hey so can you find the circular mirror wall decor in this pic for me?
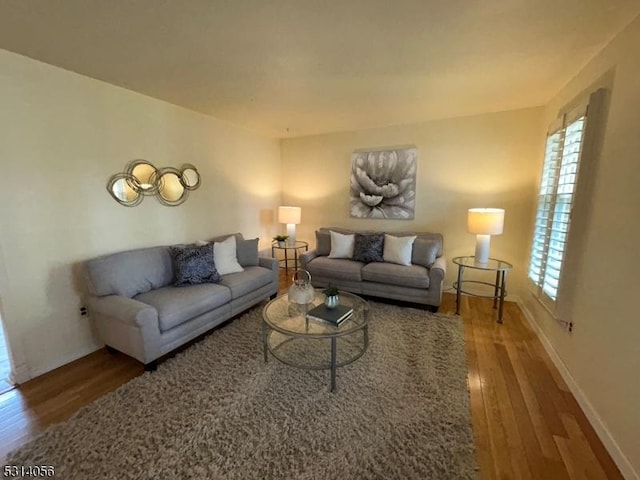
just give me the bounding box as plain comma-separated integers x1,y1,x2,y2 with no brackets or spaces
126,160,160,195
180,164,201,190
157,167,188,206
107,173,143,207
107,160,201,207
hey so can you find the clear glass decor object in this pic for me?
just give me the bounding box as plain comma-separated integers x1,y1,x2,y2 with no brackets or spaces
288,269,314,305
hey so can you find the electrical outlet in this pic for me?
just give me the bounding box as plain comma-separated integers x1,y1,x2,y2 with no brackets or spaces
80,306,88,316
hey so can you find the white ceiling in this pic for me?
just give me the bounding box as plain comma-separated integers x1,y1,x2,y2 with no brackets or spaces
1,1,638,138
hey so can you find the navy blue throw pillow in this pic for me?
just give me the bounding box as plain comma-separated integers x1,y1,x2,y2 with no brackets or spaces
352,233,385,263
170,244,220,286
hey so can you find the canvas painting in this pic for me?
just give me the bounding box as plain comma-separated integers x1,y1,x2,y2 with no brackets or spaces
350,147,417,219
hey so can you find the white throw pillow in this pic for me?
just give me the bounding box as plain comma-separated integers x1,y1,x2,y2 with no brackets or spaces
383,234,417,266
213,236,244,275
328,231,355,259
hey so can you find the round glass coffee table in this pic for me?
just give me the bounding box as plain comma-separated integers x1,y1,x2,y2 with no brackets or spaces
261,290,370,392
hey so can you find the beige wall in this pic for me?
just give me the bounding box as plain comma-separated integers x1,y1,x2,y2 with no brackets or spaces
521,16,640,478
281,108,545,296
0,50,281,380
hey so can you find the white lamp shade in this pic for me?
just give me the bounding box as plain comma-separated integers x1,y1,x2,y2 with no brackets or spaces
278,206,301,225
467,208,505,235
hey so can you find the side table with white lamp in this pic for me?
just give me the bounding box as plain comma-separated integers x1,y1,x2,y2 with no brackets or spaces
452,256,513,323
455,208,512,323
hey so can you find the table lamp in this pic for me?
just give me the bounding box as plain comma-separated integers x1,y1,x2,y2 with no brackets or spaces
278,206,301,246
467,208,505,265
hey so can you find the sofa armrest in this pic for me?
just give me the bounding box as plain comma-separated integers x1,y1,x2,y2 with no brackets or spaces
429,255,447,285
259,256,278,272
299,250,318,269
87,295,158,328
259,256,279,293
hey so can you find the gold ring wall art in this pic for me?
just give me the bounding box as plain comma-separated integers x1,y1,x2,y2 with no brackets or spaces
107,160,201,207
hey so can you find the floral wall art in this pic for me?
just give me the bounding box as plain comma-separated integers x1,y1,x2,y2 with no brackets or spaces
350,147,417,219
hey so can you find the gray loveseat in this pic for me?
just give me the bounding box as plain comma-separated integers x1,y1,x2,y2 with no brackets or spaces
84,233,278,369
300,227,446,311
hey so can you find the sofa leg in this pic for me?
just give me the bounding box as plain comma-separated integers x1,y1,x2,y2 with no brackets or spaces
144,361,158,372
270,293,277,300
105,345,118,354
428,305,439,313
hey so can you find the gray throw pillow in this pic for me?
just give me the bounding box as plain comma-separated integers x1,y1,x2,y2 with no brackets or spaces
352,233,384,263
237,238,259,267
412,238,438,267
170,244,220,286
315,230,331,256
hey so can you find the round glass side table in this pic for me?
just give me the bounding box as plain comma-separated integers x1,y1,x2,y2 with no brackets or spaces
452,256,513,323
271,240,309,273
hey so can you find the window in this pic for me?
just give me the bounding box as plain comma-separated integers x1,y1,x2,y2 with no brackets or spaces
528,101,593,310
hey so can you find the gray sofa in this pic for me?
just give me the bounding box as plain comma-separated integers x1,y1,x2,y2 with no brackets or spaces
300,227,446,310
84,233,278,369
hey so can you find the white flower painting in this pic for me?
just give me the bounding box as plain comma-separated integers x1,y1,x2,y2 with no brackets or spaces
350,147,417,219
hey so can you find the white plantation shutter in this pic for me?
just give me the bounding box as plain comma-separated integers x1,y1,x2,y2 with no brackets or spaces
528,129,562,287
542,116,585,300
528,106,588,308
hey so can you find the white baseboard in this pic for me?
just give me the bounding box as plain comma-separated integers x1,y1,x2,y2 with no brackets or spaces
9,361,30,385
517,300,639,480
505,293,520,303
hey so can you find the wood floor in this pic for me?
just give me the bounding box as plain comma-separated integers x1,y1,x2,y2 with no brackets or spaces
0,279,623,479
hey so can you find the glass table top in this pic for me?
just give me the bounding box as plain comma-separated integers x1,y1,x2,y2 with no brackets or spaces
271,240,309,249
262,289,369,337
452,256,513,271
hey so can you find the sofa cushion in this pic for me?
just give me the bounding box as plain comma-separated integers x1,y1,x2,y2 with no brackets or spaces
85,246,173,298
319,227,355,235
214,235,244,275
188,234,252,258
383,235,416,266
395,232,444,258
329,231,355,259
352,233,384,263
209,232,244,244
170,244,220,286
237,238,259,267
362,263,430,289
136,283,231,332
319,228,443,257
315,230,331,256
219,266,274,299
412,238,439,267
306,257,364,282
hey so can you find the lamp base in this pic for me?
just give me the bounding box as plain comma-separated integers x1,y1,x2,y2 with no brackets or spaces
286,223,296,246
474,234,491,265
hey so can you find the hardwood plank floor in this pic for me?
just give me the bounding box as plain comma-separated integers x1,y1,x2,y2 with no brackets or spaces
0,278,624,478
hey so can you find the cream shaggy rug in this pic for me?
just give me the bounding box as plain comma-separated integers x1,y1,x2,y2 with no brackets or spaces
8,302,477,479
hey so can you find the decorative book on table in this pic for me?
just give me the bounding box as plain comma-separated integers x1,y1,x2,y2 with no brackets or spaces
307,304,353,326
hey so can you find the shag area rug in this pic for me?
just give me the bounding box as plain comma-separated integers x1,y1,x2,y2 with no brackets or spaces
8,302,477,479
